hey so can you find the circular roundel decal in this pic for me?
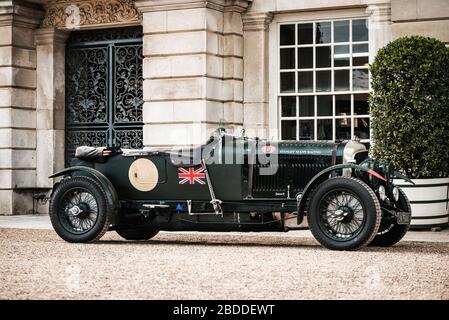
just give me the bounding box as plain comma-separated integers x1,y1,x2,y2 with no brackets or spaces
128,158,159,192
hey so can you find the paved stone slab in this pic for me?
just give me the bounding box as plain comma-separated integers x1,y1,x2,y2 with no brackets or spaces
0,214,52,230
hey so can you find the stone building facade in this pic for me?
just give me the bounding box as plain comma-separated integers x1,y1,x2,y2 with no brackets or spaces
0,0,448,215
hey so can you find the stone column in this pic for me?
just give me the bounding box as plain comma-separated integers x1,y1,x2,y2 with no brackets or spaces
367,3,392,61
135,0,251,147
241,12,273,139
35,28,69,189
0,1,43,215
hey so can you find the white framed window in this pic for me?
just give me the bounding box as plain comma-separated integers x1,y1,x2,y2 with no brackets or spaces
278,18,370,142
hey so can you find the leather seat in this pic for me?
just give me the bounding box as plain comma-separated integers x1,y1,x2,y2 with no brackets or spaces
75,146,107,163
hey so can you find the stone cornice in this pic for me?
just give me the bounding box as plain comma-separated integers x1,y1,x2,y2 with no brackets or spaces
41,0,141,29
35,27,70,45
0,1,44,28
242,12,274,31
135,0,253,13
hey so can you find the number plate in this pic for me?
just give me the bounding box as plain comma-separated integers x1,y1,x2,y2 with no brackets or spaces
396,212,411,225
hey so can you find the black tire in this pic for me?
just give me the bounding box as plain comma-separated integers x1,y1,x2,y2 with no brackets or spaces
308,177,382,251
50,176,111,243
369,188,411,247
116,227,159,241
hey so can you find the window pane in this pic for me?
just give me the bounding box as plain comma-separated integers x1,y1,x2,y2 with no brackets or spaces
298,71,313,93
354,94,369,115
334,70,350,91
280,48,295,69
316,71,331,92
336,118,352,140
354,118,370,140
336,94,351,115
299,120,314,140
280,24,295,45
317,95,333,116
334,57,350,67
335,45,349,54
316,46,331,68
353,69,369,91
334,20,349,42
298,47,313,69
280,72,295,93
353,56,369,67
318,119,333,140
282,120,297,140
334,45,350,67
299,96,314,117
352,20,368,42
298,23,313,44
281,96,296,117
316,22,331,44
353,44,369,53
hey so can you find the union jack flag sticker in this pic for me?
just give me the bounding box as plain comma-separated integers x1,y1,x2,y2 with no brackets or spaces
178,167,206,185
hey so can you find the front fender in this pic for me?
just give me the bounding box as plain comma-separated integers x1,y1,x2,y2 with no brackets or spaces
296,164,384,222
49,166,120,225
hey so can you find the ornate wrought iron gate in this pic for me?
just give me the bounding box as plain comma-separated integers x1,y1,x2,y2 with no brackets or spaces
65,27,143,165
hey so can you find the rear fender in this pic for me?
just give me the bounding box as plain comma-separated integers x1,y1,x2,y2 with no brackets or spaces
296,164,384,222
49,166,120,225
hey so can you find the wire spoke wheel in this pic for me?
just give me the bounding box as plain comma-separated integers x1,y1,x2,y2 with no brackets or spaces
59,187,99,235
50,176,112,243
318,189,366,242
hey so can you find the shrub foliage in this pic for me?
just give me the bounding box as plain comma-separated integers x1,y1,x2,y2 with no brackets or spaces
370,36,449,178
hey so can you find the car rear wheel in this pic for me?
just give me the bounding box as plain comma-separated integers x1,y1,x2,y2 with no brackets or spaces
308,177,381,251
369,188,411,247
116,227,159,241
50,176,111,243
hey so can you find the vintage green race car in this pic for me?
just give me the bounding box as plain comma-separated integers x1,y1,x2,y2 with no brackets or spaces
49,129,412,251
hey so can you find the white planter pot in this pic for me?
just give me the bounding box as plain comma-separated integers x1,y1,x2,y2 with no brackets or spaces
393,177,449,228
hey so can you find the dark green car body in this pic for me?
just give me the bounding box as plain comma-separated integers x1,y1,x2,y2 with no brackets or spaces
49,129,413,250
51,130,404,232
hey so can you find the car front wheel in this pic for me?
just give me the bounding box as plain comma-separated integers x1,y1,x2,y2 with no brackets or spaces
369,188,411,247
308,177,381,251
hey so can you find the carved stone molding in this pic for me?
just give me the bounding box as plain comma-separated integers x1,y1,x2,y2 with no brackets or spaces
41,0,142,29
35,27,70,46
242,12,274,31
367,3,392,24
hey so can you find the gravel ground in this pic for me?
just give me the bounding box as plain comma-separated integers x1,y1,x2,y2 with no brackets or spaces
0,228,448,300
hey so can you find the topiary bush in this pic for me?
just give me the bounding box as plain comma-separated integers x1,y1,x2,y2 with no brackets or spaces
370,36,449,178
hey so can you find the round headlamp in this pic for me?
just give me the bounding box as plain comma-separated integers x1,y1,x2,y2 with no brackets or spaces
392,187,400,202
378,185,386,201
